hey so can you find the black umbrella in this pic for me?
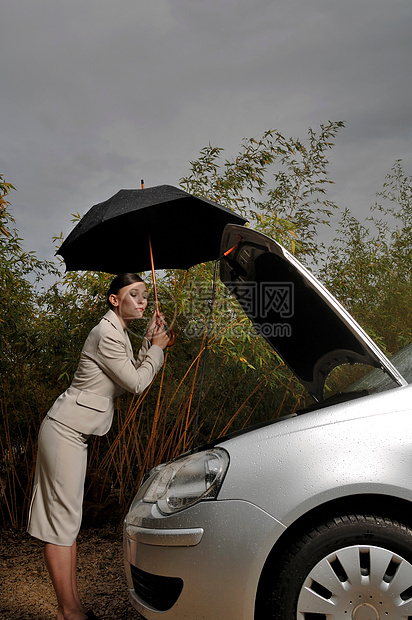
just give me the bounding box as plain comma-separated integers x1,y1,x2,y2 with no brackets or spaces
58,182,246,395
57,184,246,274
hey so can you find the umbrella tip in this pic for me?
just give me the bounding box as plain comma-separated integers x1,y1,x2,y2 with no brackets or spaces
141,179,145,189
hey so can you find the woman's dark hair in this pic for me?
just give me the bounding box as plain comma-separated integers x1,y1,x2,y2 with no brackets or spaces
107,273,144,309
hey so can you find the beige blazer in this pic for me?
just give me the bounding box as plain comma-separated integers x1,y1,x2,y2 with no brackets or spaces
47,310,164,436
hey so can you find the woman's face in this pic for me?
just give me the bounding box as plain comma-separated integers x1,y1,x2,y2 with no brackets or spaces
110,282,148,323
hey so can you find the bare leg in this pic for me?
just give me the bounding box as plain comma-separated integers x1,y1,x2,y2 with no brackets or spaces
71,541,86,613
44,542,87,620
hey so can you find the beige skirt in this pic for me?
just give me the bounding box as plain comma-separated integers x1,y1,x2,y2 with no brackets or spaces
27,415,89,546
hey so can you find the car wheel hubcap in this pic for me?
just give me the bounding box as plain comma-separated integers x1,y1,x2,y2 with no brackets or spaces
352,602,379,620
297,544,412,619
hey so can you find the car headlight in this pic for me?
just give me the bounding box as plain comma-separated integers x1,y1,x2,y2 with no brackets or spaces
137,449,229,515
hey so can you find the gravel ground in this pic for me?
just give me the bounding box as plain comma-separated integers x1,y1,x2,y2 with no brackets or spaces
0,527,143,620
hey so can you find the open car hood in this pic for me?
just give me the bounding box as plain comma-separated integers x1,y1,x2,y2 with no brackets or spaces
220,225,407,402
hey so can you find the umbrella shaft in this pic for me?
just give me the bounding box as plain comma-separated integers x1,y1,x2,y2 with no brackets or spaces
149,236,160,316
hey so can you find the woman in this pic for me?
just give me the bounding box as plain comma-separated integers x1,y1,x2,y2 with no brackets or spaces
27,273,170,620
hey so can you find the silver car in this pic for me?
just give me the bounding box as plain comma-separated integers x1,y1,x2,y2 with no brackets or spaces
123,225,411,620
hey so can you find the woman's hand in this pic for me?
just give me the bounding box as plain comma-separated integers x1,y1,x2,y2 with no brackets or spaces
146,312,170,350
145,311,165,340
152,323,170,350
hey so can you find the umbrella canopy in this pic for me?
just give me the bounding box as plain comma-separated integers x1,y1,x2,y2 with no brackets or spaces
57,185,247,274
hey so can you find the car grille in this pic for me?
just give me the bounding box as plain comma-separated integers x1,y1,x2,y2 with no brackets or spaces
130,564,183,611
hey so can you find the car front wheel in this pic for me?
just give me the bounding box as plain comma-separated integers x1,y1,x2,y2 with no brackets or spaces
257,513,412,619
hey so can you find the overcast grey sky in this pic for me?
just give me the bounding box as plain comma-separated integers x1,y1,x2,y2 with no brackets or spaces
2,0,411,262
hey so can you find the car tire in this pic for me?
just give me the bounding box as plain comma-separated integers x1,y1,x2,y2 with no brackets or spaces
257,513,412,619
